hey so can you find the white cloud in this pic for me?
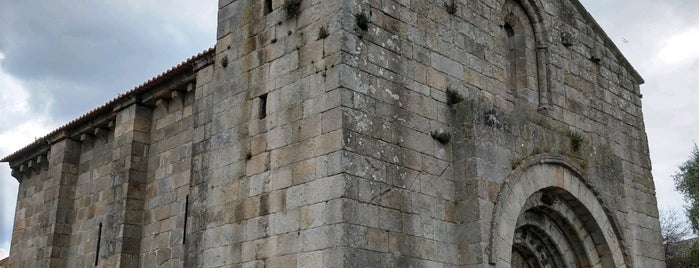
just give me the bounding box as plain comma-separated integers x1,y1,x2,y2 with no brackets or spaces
581,0,699,220
117,0,217,32
0,248,8,259
656,28,699,67
105,1,217,45
0,51,58,253
0,0,217,258
0,52,56,149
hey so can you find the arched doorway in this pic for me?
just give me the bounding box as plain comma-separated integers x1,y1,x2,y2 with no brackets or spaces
489,155,628,267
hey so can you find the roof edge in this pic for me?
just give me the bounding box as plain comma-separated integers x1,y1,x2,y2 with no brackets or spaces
572,0,644,85
1,47,215,164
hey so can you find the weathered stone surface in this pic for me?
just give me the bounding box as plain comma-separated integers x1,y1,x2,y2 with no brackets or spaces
3,0,664,267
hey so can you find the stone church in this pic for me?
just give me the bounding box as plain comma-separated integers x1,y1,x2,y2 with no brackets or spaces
2,0,664,267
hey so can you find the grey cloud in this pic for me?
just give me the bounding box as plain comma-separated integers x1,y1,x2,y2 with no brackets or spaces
581,0,699,215
0,169,18,251
0,1,216,252
583,0,699,39
0,1,216,122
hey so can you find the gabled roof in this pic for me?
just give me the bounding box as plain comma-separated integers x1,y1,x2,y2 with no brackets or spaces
1,47,215,164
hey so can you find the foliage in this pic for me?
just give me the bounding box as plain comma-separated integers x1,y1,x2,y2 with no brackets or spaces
661,208,692,244
318,26,329,40
444,0,458,15
355,12,369,31
671,145,699,266
674,145,699,232
446,88,464,106
683,242,699,268
660,208,693,266
567,130,584,153
284,0,302,18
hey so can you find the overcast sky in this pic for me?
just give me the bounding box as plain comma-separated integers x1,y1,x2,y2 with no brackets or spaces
1,0,697,260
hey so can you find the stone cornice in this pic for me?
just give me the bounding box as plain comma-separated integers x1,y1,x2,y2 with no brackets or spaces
1,47,215,179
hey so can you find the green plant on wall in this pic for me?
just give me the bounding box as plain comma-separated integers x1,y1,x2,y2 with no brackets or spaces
446,87,464,106
355,12,369,31
284,0,302,18
567,130,584,153
318,26,329,40
445,0,458,15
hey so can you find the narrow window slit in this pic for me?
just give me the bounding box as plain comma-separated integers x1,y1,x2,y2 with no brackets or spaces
183,194,189,244
265,0,273,14
503,22,517,91
95,222,102,266
258,94,268,119
504,23,514,37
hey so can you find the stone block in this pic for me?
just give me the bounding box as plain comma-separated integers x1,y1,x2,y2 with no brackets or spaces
246,152,270,176
297,251,323,267
270,209,300,235
291,159,317,185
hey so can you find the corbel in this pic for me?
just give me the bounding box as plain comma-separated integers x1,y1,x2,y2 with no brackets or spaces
590,46,602,63
186,81,196,92
561,32,574,47
155,98,169,112
171,90,185,106
80,133,94,144
113,96,141,113
19,163,30,179
36,154,49,171
11,167,23,182
27,159,40,175
94,127,109,143
634,84,642,98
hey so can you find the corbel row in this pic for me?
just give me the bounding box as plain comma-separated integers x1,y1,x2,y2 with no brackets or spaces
79,121,115,144
154,82,195,112
11,153,49,181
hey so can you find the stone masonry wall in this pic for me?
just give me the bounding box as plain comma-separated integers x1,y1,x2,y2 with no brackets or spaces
6,0,664,267
139,82,199,266
10,152,53,267
334,0,662,266
65,130,115,267
184,0,345,266
10,163,48,265
8,62,211,267
337,0,460,265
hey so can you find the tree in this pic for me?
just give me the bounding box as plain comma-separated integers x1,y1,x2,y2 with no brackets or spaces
684,242,699,268
674,144,699,232
660,208,693,267
672,144,699,267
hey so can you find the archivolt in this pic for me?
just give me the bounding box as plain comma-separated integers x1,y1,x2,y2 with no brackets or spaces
488,154,628,267
498,0,548,42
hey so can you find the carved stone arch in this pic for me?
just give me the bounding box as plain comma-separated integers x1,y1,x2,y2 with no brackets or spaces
488,154,629,267
499,0,548,42
517,0,548,39
499,0,551,110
